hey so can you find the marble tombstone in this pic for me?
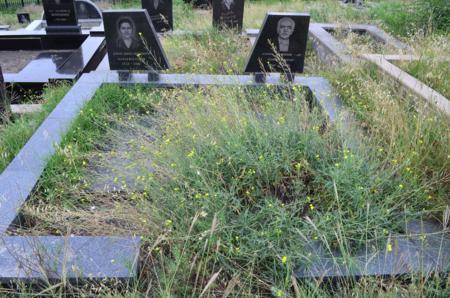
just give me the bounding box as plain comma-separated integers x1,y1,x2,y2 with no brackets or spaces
17,13,31,24
141,0,173,32
245,13,310,74
103,9,170,71
42,0,81,33
212,0,244,30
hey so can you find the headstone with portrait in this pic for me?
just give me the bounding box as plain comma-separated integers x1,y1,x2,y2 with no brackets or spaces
244,12,310,81
103,9,170,81
142,0,173,32
212,0,244,31
17,13,31,24
76,0,102,20
42,0,81,33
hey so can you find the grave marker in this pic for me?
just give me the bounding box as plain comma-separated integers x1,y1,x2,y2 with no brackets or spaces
0,66,8,120
103,9,170,80
245,13,310,79
142,0,173,32
17,13,31,24
43,0,81,33
76,0,102,19
212,0,244,31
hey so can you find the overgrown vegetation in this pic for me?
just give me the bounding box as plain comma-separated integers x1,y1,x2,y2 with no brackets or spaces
18,83,448,296
0,82,71,172
0,0,448,296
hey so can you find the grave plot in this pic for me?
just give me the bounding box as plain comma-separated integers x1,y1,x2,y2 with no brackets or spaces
1,0,449,295
4,76,448,293
364,54,450,116
393,58,449,99
307,23,409,66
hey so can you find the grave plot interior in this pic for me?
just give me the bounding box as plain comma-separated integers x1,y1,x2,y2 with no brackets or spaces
0,0,448,293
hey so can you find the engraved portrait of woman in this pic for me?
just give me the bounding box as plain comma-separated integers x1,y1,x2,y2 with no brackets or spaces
116,17,140,51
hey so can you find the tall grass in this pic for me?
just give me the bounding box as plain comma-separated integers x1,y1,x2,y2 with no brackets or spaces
18,84,448,296
0,82,71,173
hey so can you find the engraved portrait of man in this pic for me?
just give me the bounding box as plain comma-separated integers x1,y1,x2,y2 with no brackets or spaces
274,17,300,54
116,17,140,51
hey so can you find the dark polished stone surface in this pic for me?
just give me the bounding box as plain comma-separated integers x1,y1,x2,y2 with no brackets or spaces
76,0,102,19
142,0,173,32
245,12,310,74
212,0,244,30
103,9,170,71
43,0,81,33
3,36,104,84
0,236,140,282
19,51,74,75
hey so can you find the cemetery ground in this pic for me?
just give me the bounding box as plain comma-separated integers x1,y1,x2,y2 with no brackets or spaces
0,0,449,296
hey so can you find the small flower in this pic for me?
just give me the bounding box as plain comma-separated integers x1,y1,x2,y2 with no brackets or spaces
277,290,283,297
387,243,393,252
309,204,315,210
281,256,287,264
165,219,173,226
398,184,404,189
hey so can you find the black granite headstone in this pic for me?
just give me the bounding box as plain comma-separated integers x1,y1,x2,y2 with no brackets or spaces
212,0,244,30
142,0,173,32
244,13,310,74
0,66,7,119
76,0,102,19
17,13,31,24
43,0,81,33
103,9,170,71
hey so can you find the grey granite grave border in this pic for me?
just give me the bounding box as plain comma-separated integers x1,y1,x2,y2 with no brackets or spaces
307,23,410,67
363,54,449,116
0,72,347,283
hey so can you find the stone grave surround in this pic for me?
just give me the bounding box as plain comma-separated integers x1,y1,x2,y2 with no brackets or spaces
245,12,310,76
0,70,448,282
42,0,81,33
306,23,449,115
212,0,245,31
142,0,173,33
